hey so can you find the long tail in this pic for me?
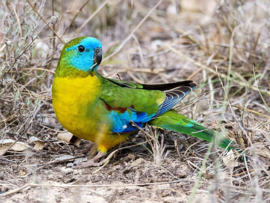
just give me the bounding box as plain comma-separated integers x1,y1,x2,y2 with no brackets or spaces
150,110,240,152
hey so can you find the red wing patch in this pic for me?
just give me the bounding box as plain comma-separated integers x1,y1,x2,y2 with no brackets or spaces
104,102,127,113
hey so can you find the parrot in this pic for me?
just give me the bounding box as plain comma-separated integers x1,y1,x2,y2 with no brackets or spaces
52,37,241,167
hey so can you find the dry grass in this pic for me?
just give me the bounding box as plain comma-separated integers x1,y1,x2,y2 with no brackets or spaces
0,0,270,202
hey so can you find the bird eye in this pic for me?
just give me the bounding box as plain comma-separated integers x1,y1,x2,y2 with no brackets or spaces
78,45,85,52
95,48,100,54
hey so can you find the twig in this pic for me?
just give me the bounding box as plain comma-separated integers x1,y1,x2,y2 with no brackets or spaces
27,0,64,44
103,0,164,62
183,141,201,158
52,0,56,49
0,184,31,197
76,0,110,33
187,67,204,80
0,179,191,197
224,25,241,116
232,169,254,177
10,3,22,38
63,0,90,35
23,68,55,74
233,105,270,119
177,28,202,49
92,149,119,174
4,25,48,77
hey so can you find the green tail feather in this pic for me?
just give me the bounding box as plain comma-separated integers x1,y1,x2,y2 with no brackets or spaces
150,110,240,152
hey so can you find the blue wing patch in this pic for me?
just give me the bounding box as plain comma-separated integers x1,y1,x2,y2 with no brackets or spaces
110,109,154,133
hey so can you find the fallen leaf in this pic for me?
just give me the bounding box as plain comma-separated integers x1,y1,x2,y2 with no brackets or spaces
28,136,46,151
223,150,238,170
34,141,46,151
57,132,81,146
0,139,31,155
11,142,30,151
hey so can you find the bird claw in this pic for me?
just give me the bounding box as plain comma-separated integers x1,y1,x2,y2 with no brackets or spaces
72,151,106,169
73,159,106,168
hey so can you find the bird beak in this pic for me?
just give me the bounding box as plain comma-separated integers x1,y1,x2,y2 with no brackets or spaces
90,48,102,76
94,49,102,66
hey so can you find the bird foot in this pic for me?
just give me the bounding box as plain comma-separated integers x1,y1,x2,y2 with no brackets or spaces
73,151,106,168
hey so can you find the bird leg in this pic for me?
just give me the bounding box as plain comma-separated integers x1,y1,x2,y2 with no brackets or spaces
73,151,107,168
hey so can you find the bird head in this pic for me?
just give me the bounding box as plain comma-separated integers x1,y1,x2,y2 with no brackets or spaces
56,37,102,77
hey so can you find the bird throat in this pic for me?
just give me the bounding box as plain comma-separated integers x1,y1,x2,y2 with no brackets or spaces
55,64,92,78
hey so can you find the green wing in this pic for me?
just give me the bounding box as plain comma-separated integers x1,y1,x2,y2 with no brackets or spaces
98,74,165,115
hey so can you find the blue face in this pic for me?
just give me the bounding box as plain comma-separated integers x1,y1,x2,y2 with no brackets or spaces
66,37,102,72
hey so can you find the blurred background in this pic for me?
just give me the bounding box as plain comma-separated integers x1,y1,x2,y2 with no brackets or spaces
0,0,270,202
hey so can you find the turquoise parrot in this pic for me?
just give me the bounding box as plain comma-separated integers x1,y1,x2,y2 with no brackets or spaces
52,37,241,167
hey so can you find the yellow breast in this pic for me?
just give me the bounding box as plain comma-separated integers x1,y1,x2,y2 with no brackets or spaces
52,75,103,140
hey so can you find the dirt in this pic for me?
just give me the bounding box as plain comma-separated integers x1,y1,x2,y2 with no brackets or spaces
0,137,223,203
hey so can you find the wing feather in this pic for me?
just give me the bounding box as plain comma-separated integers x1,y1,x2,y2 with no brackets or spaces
97,73,196,133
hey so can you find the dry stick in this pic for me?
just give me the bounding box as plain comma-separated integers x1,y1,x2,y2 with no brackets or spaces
232,169,255,177
91,149,119,174
52,0,56,49
198,26,210,56
252,26,263,56
164,44,270,96
174,140,181,159
183,141,201,158
23,68,55,74
27,0,65,44
131,121,157,143
208,76,214,109
224,25,241,117
4,19,49,76
0,184,31,197
103,0,164,62
177,29,201,49
10,3,22,38
233,105,270,119
187,67,204,80
76,0,110,33
63,0,90,35
0,180,191,197
15,26,47,61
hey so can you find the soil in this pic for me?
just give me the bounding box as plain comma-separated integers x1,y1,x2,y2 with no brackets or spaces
0,136,224,203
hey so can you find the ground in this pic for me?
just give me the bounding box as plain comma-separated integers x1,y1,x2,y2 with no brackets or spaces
0,140,255,203
1,0,270,202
